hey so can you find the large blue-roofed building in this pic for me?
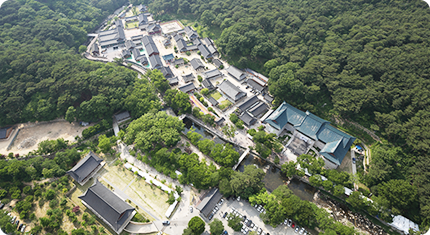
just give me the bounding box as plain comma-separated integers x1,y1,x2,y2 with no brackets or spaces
263,101,355,168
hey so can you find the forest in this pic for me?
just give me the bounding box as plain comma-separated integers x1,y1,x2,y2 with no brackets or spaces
0,0,132,125
148,0,430,227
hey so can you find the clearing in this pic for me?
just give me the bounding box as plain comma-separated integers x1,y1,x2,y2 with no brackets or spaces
210,91,222,100
219,100,232,110
0,120,88,155
126,21,138,29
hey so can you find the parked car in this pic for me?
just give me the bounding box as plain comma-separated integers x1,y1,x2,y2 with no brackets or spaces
14,220,19,227
223,212,228,218
11,216,16,224
162,220,170,225
189,206,193,213
0,203,4,209
21,225,26,232
283,219,288,225
208,213,214,220
223,231,228,235
299,227,305,234
246,220,252,227
17,224,23,231
295,226,300,233
287,219,292,227
258,228,263,234
292,222,295,228
352,158,356,164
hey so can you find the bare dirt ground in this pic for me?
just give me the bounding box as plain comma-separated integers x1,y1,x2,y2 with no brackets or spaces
0,120,88,155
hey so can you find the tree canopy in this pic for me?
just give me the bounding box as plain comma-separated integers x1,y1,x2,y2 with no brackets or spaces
124,111,185,151
0,0,130,125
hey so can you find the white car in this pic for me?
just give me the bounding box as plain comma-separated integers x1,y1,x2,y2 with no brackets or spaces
299,228,305,234
237,196,241,201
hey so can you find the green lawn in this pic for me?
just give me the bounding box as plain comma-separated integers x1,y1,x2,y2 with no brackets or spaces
219,100,232,110
126,21,138,29
210,91,222,100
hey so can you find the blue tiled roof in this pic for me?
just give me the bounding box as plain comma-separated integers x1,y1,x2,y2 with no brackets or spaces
265,102,306,129
295,111,329,139
264,101,355,166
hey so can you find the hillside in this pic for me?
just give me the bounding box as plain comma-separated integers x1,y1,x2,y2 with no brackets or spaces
0,0,135,126
148,0,430,226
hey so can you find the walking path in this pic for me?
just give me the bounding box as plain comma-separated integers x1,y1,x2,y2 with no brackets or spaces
190,94,211,115
233,148,250,170
124,221,158,234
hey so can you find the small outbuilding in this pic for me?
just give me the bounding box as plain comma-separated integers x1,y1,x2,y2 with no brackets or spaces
196,188,223,218
67,152,104,186
226,66,246,81
178,83,196,93
190,58,205,72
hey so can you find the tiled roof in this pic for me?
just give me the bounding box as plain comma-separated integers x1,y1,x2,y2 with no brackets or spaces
67,152,103,183
79,180,134,233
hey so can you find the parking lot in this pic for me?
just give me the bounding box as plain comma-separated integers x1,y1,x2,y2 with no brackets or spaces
206,197,298,235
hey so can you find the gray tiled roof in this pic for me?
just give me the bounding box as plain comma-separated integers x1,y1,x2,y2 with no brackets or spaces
213,59,223,68
115,111,131,121
226,66,246,80
208,97,218,106
149,55,163,69
79,180,134,233
160,66,174,78
249,102,268,118
67,152,103,183
208,45,217,54
218,80,246,102
183,73,195,83
147,24,161,33
196,188,223,217
247,79,265,92
239,112,257,126
202,79,214,90
203,37,213,46
190,58,205,70
184,26,199,39
203,69,222,80
238,95,259,112
174,58,184,66
138,14,148,26
142,35,159,56
121,50,131,58
198,44,212,59
168,77,179,85
193,38,202,46
125,40,135,50
176,39,187,52
178,83,196,93
264,93,274,103
173,33,183,42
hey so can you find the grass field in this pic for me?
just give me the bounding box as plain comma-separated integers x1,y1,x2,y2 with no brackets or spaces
219,100,232,110
210,91,222,100
126,21,138,29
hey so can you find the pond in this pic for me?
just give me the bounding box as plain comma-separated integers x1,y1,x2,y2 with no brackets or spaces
238,154,316,201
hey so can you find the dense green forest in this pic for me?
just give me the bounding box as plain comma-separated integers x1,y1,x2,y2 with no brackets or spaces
148,0,430,227
0,0,133,125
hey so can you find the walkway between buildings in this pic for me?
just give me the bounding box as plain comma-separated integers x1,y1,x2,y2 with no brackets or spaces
233,148,250,170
